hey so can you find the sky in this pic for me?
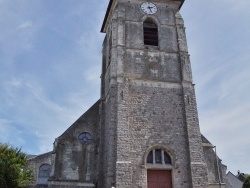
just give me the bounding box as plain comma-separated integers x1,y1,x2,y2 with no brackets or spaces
0,0,249,175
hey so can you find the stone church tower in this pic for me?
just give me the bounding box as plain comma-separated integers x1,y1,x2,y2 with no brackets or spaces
98,0,208,187
28,0,227,188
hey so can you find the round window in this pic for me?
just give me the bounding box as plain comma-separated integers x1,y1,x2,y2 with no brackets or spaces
78,132,92,144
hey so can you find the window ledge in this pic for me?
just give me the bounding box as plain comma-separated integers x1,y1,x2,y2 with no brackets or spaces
145,45,159,51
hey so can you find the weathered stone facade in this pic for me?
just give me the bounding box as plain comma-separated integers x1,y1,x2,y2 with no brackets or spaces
28,0,227,188
28,152,52,187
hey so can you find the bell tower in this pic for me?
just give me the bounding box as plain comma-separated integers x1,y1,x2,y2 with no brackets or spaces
98,0,208,187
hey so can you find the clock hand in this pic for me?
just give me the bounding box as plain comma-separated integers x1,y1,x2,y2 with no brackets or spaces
147,6,153,12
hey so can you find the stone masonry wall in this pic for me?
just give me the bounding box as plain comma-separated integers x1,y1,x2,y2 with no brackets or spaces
28,152,52,187
127,81,192,188
48,101,100,187
100,0,208,187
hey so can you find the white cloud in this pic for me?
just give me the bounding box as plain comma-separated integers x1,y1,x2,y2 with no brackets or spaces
182,0,250,173
0,118,12,139
0,118,26,147
17,20,33,30
83,65,101,84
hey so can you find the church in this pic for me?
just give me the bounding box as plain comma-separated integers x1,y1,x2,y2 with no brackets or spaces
28,0,228,187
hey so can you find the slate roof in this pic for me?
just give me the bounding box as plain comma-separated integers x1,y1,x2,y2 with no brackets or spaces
237,172,246,182
201,134,212,144
226,171,244,188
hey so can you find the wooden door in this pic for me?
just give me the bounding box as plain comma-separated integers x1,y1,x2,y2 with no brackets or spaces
147,170,172,188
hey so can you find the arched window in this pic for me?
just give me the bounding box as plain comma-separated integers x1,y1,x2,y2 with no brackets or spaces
37,164,51,185
146,149,173,188
147,149,171,165
143,19,158,46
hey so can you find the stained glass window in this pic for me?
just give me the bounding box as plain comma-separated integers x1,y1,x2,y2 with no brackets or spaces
164,152,172,164
78,132,92,144
147,149,171,165
155,149,162,164
147,150,153,163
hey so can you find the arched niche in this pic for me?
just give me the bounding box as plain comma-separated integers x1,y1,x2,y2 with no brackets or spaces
37,164,51,185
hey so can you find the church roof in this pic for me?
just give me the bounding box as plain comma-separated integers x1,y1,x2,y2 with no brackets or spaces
101,0,185,33
226,171,245,188
180,0,185,8
201,134,212,144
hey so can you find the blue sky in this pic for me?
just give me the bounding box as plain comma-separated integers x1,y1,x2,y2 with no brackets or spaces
0,0,249,174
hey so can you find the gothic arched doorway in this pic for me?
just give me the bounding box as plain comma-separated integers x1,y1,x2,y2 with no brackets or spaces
146,148,173,188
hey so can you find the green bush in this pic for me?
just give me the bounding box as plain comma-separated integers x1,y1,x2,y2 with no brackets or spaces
243,175,250,188
0,144,32,188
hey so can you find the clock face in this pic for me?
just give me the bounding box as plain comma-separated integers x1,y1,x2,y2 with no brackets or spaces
141,2,157,15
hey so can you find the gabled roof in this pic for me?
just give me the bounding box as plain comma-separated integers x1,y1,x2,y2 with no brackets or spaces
27,151,53,161
101,0,185,33
226,171,244,188
201,134,212,144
